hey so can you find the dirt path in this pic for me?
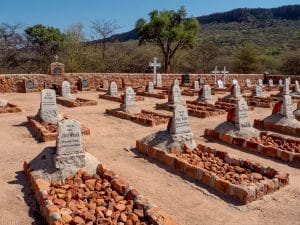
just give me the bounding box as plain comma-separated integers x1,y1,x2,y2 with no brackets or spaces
0,91,299,225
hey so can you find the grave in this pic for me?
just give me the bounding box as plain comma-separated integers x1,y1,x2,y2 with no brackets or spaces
20,79,39,93
253,85,262,97
221,66,228,85
106,87,170,126
212,66,220,84
149,57,161,87
193,81,200,91
279,79,283,86
27,89,90,141
0,98,21,113
24,119,176,225
212,79,228,95
181,74,190,86
136,81,167,99
258,79,263,86
197,85,213,104
57,81,97,108
245,79,251,88
181,80,200,96
77,78,90,91
50,55,65,76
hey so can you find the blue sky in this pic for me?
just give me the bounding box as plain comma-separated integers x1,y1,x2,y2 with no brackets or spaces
0,0,298,37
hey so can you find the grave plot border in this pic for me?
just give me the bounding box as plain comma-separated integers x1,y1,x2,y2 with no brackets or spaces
253,119,300,136
135,141,289,204
0,103,22,113
56,97,97,108
136,91,167,99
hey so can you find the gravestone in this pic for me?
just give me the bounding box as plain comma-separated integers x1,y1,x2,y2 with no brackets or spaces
122,87,138,113
217,80,224,89
0,99,8,107
147,81,154,93
62,81,75,100
156,74,162,88
283,78,290,95
197,85,212,103
212,66,220,84
181,74,190,84
108,81,118,97
78,79,90,91
199,77,205,85
103,80,109,89
279,79,283,86
193,80,200,91
54,119,85,169
295,81,300,94
254,85,262,97
233,83,242,99
26,80,35,90
232,79,238,85
234,97,252,129
39,89,61,124
268,79,273,87
221,66,229,84
50,56,65,76
170,81,183,104
245,79,251,88
149,57,161,86
280,95,294,118
258,79,263,86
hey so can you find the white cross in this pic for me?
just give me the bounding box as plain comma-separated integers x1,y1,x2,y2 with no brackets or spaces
54,54,59,62
212,66,219,84
221,66,228,84
149,57,161,75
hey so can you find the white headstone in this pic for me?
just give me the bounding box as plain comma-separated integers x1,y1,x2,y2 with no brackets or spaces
147,81,154,93
234,97,252,129
268,79,273,87
108,81,118,97
39,89,61,124
54,119,85,169
283,78,290,95
198,85,212,103
279,79,283,86
295,81,300,94
122,87,138,113
233,83,242,99
217,80,224,89
193,81,200,91
170,104,191,134
171,81,182,104
280,95,294,118
0,99,8,107
199,77,205,85
221,66,229,84
245,79,251,88
258,79,263,86
254,85,262,97
62,81,75,100
232,79,238,85
155,74,162,88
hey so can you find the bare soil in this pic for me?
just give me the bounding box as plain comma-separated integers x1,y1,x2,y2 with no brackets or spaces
0,91,300,225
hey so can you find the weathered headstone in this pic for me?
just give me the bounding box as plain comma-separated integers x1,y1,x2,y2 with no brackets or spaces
199,77,205,85
268,79,273,87
232,79,238,85
283,78,290,95
147,81,154,93
279,79,283,86
217,80,224,89
245,79,251,88
193,80,200,91
122,87,138,113
81,79,89,90
254,85,262,97
39,89,61,124
197,85,212,103
0,99,8,107
54,119,85,169
181,74,190,84
280,95,294,118
258,79,263,86
156,74,162,88
170,104,191,134
234,97,252,129
26,80,35,90
295,80,300,94
108,81,118,97
62,81,75,100
171,80,182,104
233,83,242,99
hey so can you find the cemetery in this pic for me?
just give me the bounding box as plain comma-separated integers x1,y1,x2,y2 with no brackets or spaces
1,3,300,225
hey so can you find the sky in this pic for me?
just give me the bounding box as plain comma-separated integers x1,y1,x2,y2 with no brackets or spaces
0,0,298,37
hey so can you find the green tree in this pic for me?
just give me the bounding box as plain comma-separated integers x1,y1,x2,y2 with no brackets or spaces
135,6,200,73
25,24,65,72
280,51,300,75
233,44,260,73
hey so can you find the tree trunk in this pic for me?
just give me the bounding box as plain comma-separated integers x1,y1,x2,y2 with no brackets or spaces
164,54,171,73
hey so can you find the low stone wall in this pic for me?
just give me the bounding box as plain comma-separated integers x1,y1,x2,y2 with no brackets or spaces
0,73,266,93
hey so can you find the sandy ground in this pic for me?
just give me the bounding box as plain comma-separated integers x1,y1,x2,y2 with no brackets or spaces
0,90,300,225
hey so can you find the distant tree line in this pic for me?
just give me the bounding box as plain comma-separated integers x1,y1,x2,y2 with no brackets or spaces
0,6,299,74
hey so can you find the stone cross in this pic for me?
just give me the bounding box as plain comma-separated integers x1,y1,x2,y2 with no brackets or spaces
147,81,154,93
149,57,161,85
156,74,162,88
62,81,75,100
122,87,138,113
0,99,8,107
295,80,300,94
279,79,283,86
280,94,294,119
221,66,228,85
254,85,262,97
268,79,273,87
234,97,252,129
54,54,59,62
245,79,251,88
258,79,263,86
212,66,219,84
108,81,118,97
233,83,242,99
193,80,200,91
217,80,224,89
197,85,212,104
283,78,290,95
170,80,182,104
39,89,61,124
54,119,85,170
